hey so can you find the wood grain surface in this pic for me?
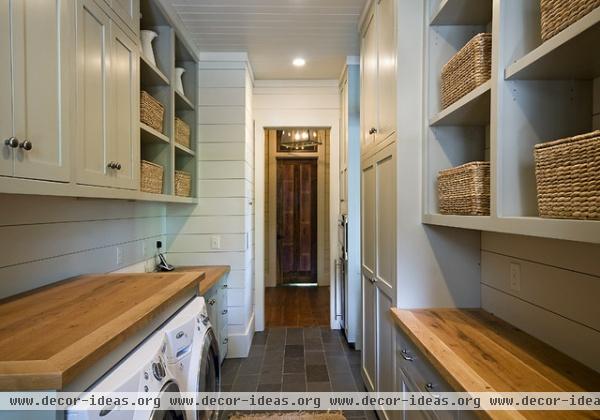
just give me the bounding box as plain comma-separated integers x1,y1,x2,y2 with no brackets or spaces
0,271,203,390
391,308,600,419
174,266,230,295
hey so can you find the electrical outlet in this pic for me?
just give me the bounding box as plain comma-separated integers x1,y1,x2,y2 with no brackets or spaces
510,263,521,292
211,235,221,250
116,246,124,265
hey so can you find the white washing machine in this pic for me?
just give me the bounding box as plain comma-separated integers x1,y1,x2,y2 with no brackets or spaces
162,297,220,420
67,326,186,420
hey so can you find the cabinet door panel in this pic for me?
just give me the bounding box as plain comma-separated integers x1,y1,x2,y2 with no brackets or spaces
12,0,71,181
361,159,376,278
376,0,396,143
77,0,112,187
0,0,13,176
362,276,376,392
361,10,377,149
376,290,394,393
375,148,396,297
111,0,139,36
110,23,138,189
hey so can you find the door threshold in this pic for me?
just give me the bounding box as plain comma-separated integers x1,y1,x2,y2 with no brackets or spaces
278,283,319,287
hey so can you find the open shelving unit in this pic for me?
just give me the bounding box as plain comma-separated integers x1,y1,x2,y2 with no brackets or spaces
139,0,197,199
422,0,600,244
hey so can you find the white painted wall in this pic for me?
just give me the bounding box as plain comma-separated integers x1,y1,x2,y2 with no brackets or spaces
0,194,165,299
481,232,600,373
253,79,341,331
166,53,255,358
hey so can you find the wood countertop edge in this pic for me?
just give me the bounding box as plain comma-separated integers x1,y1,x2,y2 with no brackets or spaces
390,308,528,420
175,266,231,295
0,271,204,390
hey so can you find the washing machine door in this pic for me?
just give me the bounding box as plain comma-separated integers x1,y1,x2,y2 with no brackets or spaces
197,328,220,420
150,381,186,420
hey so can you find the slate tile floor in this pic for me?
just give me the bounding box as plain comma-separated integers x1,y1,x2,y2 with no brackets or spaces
220,327,375,420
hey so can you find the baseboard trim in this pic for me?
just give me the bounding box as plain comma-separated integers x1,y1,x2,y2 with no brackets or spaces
226,312,255,358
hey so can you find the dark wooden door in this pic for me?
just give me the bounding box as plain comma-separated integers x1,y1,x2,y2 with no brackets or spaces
277,158,318,284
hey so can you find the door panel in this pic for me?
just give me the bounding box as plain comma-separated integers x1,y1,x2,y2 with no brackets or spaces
277,159,318,284
12,0,71,181
77,0,111,187
361,10,377,149
362,276,376,391
361,160,376,278
377,290,394,392
375,150,396,297
377,0,396,143
110,23,138,189
0,0,13,176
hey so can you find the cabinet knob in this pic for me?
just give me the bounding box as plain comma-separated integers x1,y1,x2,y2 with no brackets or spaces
368,127,377,135
221,309,228,315
107,162,115,169
115,162,122,170
4,137,19,148
19,140,32,151
208,298,216,306
223,338,229,344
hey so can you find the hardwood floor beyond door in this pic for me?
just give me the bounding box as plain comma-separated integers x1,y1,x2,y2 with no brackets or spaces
265,286,329,327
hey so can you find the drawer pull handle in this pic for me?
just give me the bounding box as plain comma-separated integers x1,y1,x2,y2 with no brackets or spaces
401,349,413,362
222,284,228,289
223,338,229,344
221,309,228,315
425,383,434,390
208,299,216,306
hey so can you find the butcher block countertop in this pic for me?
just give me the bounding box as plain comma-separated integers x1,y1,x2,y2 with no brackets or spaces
0,271,204,391
175,266,230,295
391,308,600,419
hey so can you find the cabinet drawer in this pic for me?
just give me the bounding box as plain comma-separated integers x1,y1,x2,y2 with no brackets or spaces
396,329,454,395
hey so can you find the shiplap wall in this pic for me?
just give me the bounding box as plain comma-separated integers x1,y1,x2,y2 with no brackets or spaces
166,55,255,358
0,194,165,299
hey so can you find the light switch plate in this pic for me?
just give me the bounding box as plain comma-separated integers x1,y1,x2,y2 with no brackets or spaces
211,235,221,249
510,263,521,292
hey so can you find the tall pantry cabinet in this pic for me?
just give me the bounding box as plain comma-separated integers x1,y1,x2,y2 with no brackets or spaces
360,0,397,415
0,0,73,182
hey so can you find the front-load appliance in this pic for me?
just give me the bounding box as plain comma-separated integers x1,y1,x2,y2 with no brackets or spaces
162,297,220,420
67,327,185,420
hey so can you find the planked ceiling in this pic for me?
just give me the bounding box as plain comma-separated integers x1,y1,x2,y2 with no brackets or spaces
165,0,367,80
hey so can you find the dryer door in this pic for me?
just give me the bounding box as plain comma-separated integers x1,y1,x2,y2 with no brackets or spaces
197,328,220,420
150,381,185,420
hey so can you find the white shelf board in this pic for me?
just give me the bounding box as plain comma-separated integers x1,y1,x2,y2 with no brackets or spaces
175,90,194,111
140,55,170,86
505,7,600,80
430,0,492,26
140,122,170,145
175,142,195,157
430,81,491,126
423,214,492,231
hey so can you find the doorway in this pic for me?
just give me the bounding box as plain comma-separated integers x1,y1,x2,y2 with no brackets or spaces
277,158,318,285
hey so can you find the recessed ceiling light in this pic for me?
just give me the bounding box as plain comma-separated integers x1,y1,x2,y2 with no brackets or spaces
293,58,306,67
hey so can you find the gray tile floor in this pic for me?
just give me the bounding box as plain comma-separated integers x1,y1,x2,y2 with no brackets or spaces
220,327,375,420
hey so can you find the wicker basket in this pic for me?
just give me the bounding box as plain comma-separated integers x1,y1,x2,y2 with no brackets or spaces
534,130,600,220
175,118,191,149
438,162,490,216
441,33,492,109
140,160,164,194
541,0,600,41
140,91,165,133
175,170,192,197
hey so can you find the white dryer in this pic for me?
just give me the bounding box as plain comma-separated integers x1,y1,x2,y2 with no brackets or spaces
67,327,186,420
161,297,220,420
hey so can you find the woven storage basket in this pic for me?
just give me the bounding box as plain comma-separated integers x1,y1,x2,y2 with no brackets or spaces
175,118,191,149
534,130,600,220
175,170,192,197
438,162,490,216
541,0,600,41
441,33,492,109
140,160,164,194
140,91,165,133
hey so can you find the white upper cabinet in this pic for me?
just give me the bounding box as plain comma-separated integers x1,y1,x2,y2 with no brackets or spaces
106,0,140,35
109,23,139,190
361,0,397,150
361,10,378,149
376,0,397,142
76,0,139,190
77,0,112,188
1,0,72,182
0,0,13,177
